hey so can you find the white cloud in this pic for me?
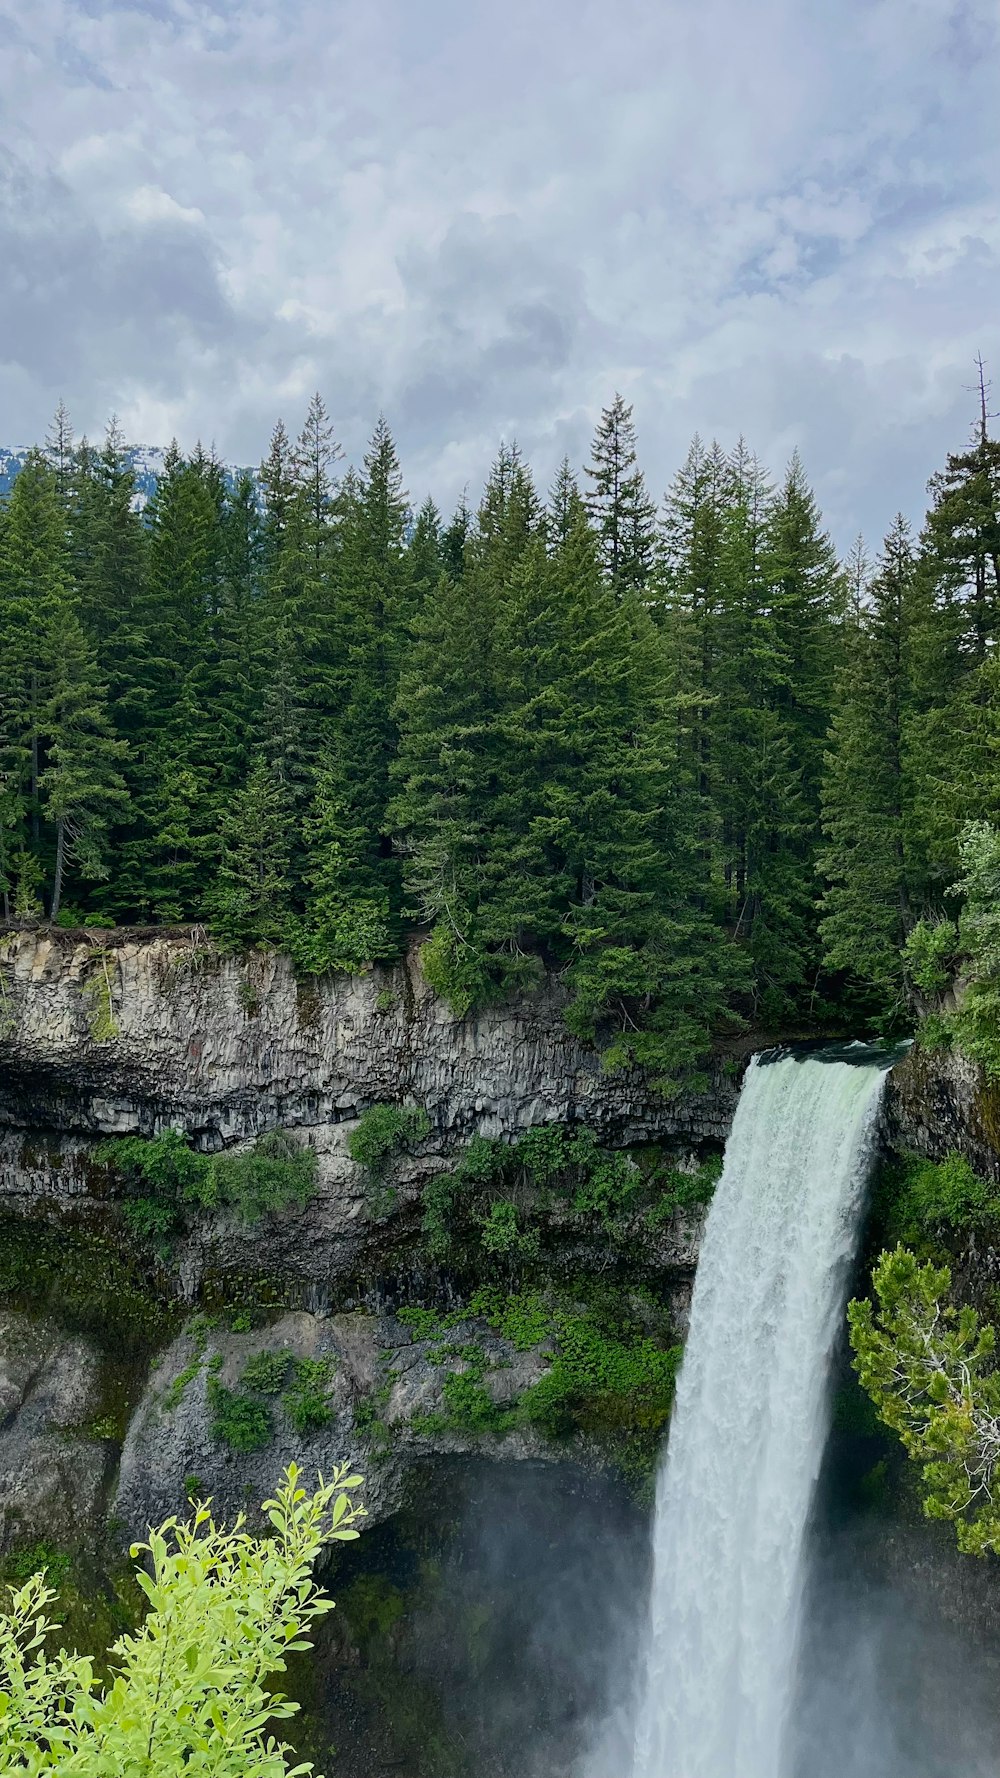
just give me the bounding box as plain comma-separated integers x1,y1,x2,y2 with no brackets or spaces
0,0,997,545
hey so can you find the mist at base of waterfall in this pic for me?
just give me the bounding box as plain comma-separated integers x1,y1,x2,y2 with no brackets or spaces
791,1518,1000,1778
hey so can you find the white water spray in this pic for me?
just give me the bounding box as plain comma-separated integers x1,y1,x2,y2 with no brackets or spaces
632,1048,892,1778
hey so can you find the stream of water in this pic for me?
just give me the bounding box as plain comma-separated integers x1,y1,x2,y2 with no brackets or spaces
632,1046,893,1778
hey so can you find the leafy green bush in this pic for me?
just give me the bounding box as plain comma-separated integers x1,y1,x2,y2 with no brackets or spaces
283,1358,335,1435
904,918,961,1000
396,1305,445,1338
441,1372,510,1433
348,1104,430,1177
469,1286,551,1350
197,1131,317,1221
517,1305,682,1486
207,1380,273,1452
240,1350,292,1395
646,1155,723,1225
0,1465,364,1773
3,1542,73,1588
880,1151,999,1243
478,1199,539,1260
420,1172,461,1258
99,1128,317,1237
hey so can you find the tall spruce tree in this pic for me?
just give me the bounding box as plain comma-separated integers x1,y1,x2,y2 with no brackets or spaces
584,394,656,596
818,517,919,1013
0,450,69,869
41,606,129,917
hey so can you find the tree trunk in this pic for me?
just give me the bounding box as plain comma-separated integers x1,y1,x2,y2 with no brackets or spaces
51,818,65,920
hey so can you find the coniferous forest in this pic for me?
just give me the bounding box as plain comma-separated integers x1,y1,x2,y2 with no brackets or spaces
3,390,999,1086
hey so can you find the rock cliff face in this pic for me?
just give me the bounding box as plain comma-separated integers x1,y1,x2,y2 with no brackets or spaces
0,927,716,1557
0,928,727,1298
885,1042,1000,1182
0,928,736,1145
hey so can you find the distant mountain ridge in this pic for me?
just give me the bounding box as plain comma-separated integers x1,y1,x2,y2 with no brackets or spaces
0,445,250,510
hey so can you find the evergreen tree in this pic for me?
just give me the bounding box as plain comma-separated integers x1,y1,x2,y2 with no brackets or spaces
44,400,75,503
819,517,919,1012
584,394,656,595
0,450,69,864
40,606,129,917
208,756,292,947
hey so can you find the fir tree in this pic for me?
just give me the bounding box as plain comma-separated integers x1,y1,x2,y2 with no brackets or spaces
819,517,919,1013
41,607,129,917
208,757,292,947
584,394,656,595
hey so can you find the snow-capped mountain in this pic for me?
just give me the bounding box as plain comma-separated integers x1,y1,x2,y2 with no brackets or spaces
0,445,250,510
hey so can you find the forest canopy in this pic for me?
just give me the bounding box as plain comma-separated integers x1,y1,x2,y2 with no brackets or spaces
2,388,999,1083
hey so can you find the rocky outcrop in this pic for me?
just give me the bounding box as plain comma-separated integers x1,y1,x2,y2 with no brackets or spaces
0,929,736,1145
0,1311,110,1554
0,927,729,1298
116,1307,556,1540
885,1043,1000,1182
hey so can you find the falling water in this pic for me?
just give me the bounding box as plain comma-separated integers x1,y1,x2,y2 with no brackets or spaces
633,1047,893,1778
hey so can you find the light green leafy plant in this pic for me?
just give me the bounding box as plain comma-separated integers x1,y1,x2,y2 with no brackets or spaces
0,1462,364,1774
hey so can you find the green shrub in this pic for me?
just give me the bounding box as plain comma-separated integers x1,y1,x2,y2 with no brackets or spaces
348,1105,430,1178
646,1155,723,1225
283,1358,335,1435
469,1287,551,1351
571,1149,641,1223
478,1199,539,1260
3,1542,72,1588
162,1355,205,1413
396,1305,444,1339
99,1128,317,1236
441,1372,510,1433
197,1131,317,1221
517,1125,569,1187
881,1151,999,1242
207,1381,273,1452
904,918,960,1000
240,1351,292,1395
420,1173,460,1258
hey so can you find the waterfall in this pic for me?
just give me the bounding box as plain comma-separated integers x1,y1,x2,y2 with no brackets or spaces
632,1047,892,1778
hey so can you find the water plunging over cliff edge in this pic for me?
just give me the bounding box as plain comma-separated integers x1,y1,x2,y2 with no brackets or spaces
632,1046,893,1778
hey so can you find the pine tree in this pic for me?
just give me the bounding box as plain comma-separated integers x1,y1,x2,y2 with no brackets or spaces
819,517,919,1013
584,394,656,595
208,757,292,947
44,401,75,503
905,392,1000,887
41,607,129,917
0,449,71,871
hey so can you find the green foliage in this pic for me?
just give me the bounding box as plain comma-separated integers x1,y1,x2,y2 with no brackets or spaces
198,1131,318,1222
348,1104,430,1177
904,918,960,1000
0,1464,364,1773
876,1151,1000,1245
283,1358,335,1436
518,1305,682,1486
395,1305,445,1339
469,1287,550,1351
99,1127,317,1238
420,1173,461,1260
849,1247,1000,1555
208,1379,274,1452
478,1199,539,1260
3,1543,73,1589
241,1350,293,1395
645,1155,724,1225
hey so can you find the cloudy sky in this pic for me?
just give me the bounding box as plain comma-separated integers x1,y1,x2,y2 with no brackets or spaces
1,0,997,546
